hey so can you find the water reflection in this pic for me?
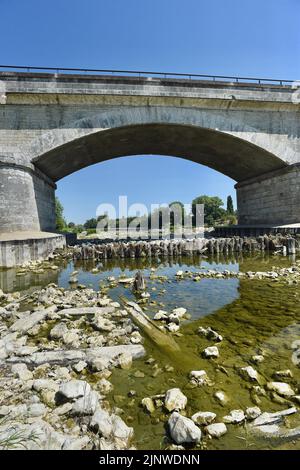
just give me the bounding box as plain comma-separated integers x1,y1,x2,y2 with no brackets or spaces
0,253,297,321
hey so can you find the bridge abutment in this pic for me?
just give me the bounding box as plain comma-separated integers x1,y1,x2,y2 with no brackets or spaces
0,161,56,233
236,164,300,226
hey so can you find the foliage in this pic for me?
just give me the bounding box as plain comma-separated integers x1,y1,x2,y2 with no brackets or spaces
226,195,234,214
55,197,66,231
169,201,185,226
192,195,226,227
84,218,98,229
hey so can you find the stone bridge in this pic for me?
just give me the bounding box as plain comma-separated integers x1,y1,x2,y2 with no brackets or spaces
0,70,299,234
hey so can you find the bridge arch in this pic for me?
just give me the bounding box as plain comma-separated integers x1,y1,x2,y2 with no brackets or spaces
26,106,286,183
1,105,299,234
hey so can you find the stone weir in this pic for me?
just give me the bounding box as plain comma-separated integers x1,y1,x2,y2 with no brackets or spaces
71,235,299,260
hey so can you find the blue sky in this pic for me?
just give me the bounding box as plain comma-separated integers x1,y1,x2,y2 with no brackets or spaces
1,0,299,223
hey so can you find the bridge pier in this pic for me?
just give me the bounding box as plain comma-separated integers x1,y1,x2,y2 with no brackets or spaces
0,162,56,233
236,164,300,226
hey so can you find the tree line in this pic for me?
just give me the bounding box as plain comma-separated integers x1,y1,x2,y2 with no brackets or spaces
55,195,236,233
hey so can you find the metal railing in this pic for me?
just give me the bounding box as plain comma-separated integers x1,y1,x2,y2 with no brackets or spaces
0,64,294,86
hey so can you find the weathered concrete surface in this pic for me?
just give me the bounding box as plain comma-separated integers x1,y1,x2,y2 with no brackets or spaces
0,232,65,267
0,71,299,231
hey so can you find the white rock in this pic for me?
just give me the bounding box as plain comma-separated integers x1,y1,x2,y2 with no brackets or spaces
189,370,210,386
198,326,223,342
172,308,187,318
223,409,245,424
72,361,87,373
53,402,73,416
168,412,201,444
251,407,297,427
266,382,295,397
130,331,143,344
168,313,180,324
214,391,228,405
239,366,259,382
92,316,114,332
62,330,80,347
273,370,293,379
58,380,91,401
117,352,132,370
98,378,113,394
27,403,47,417
141,397,156,414
165,388,187,412
175,271,184,277
252,355,264,364
32,379,59,393
205,422,227,438
10,307,56,333
90,357,110,372
49,322,68,340
90,409,133,448
153,310,168,321
192,411,216,426
71,391,99,416
167,323,180,333
203,346,219,359
245,406,262,420
11,363,33,381
90,408,113,436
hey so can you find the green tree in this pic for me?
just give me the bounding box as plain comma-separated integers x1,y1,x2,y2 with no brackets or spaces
169,201,185,227
192,195,226,227
226,195,234,214
55,197,66,231
68,222,75,229
84,218,97,229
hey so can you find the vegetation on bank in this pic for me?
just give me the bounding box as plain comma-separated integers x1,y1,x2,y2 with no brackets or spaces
55,194,237,234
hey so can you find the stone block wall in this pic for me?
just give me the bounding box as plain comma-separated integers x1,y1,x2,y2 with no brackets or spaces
236,164,300,225
0,165,56,232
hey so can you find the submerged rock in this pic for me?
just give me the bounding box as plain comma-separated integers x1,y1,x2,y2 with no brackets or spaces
213,391,228,406
266,382,295,397
239,366,259,382
198,326,223,342
250,407,297,427
202,346,219,359
189,370,211,386
141,397,156,414
223,409,245,424
168,412,201,444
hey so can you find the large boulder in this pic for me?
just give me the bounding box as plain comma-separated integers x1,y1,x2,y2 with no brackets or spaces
168,412,201,444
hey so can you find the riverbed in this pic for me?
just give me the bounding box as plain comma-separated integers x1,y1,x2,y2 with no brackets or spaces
0,253,299,450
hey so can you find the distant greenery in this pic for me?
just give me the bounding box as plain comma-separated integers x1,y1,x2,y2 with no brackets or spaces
57,193,237,234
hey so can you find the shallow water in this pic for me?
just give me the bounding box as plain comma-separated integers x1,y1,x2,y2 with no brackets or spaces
1,253,300,450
